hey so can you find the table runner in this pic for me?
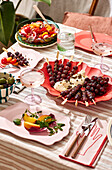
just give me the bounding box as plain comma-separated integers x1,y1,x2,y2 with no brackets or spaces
0,23,112,170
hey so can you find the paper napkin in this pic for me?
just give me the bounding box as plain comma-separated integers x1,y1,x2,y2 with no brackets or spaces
59,117,108,168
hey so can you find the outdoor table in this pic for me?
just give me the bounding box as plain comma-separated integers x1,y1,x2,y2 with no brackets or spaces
0,23,112,170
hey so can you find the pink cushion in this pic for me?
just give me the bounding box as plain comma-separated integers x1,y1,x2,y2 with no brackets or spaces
63,12,112,36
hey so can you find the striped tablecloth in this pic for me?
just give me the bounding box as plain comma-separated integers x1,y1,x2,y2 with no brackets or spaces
0,23,112,170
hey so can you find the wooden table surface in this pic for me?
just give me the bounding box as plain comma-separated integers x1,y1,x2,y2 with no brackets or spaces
0,23,112,170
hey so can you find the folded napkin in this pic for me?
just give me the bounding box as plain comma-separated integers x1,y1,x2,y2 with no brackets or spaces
59,117,108,168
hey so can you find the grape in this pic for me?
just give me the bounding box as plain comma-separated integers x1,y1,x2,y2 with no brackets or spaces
90,87,94,92
95,89,99,94
57,75,61,79
55,59,59,64
96,84,101,89
99,80,104,85
66,94,72,100
86,86,91,90
50,80,55,87
61,74,66,78
85,77,90,82
15,51,19,56
58,67,63,72
73,66,78,70
91,76,97,81
49,77,55,81
57,71,61,75
47,68,52,73
59,63,64,68
64,66,69,70
60,91,66,97
66,62,71,67
47,65,52,69
7,52,12,57
63,70,68,74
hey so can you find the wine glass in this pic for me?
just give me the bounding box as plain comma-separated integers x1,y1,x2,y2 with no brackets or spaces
20,68,45,105
92,42,112,72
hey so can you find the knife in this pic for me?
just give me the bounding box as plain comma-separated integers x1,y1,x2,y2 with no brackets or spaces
89,25,97,44
64,115,92,157
71,117,98,158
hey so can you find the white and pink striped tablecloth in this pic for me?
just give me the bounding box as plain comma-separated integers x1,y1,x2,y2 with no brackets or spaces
0,24,112,170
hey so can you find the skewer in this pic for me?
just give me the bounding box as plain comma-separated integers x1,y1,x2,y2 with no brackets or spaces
92,99,96,105
75,100,78,107
61,98,68,105
77,58,83,66
62,55,65,64
69,55,74,62
85,101,89,107
46,57,49,65
56,51,59,60
2,47,8,53
11,47,15,51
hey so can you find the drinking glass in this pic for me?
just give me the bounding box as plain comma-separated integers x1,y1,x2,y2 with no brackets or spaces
20,68,45,105
57,32,75,56
92,42,112,72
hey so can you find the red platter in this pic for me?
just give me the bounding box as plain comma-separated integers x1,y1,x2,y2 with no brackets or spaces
41,59,112,105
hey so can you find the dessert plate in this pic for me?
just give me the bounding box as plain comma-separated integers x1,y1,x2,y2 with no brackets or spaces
0,102,70,145
75,31,112,54
41,59,112,105
0,46,44,79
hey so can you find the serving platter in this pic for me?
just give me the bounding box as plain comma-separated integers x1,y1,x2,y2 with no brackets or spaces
15,18,59,49
0,102,70,145
41,59,112,105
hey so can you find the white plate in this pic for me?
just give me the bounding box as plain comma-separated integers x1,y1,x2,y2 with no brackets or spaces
0,102,70,145
0,46,44,79
107,118,112,146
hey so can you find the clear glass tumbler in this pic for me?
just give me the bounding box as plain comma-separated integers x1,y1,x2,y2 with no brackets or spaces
57,32,75,56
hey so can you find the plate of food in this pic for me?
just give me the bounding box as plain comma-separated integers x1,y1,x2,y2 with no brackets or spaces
107,118,112,146
41,57,112,106
15,18,59,48
75,31,112,54
0,102,70,145
0,46,44,79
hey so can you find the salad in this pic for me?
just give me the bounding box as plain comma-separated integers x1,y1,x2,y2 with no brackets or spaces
19,21,58,44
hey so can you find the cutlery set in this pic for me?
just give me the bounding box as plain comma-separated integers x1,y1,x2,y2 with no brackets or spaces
64,116,98,158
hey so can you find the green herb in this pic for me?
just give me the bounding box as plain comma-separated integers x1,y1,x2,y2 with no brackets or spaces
13,118,21,125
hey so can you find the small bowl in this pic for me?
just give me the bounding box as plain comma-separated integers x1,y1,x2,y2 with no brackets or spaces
0,72,16,103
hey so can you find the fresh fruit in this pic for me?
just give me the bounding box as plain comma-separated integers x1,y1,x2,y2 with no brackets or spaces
37,115,52,123
24,121,40,131
23,113,37,123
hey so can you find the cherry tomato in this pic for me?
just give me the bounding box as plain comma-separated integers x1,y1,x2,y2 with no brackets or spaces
10,58,17,64
24,26,31,34
1,57,7,64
